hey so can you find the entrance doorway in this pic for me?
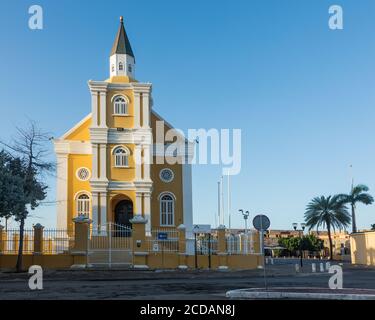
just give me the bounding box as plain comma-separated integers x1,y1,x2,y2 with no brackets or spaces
114,200,133,237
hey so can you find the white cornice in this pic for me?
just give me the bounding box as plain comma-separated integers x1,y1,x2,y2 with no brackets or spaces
54,140,92,155
87,79,152,92
88,81,109,92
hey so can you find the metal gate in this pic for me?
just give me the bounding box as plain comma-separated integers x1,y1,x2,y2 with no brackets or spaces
87,223,133,268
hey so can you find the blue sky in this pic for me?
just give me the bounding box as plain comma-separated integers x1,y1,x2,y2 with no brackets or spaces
0,0,375,231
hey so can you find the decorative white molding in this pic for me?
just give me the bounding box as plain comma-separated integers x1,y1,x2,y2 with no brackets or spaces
91,192,99,235
54,140,92,155
142,92,150,128
134,91,141,128
182,163,193,237
135,193,142,216
157,191,177,201
99,91,107,128
130,214,148,224
76,167,91,181
99,192,107,233
99,144,108,180
107,181,135,190
144,193,151,236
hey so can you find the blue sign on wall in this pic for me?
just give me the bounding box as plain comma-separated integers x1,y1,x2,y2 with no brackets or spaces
157,232,168,240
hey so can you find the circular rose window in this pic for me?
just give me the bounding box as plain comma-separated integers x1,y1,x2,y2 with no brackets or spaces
76,167,91,181
159,168,174,183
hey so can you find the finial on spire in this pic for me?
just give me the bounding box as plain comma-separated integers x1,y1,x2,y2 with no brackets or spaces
120,16,123,23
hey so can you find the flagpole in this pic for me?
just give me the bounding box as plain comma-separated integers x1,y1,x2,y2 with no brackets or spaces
228,173,231,230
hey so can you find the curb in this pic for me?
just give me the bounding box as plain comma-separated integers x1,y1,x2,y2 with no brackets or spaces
226,288,375,300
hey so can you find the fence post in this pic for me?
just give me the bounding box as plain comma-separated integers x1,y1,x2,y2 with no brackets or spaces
217,225,228,270
129,215,149,269
33,223,44,254
177,224,188,270
0,225,4,254
71,214,92,269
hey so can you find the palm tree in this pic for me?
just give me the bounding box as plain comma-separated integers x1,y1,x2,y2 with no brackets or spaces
337,184,374,233
304,195,351,260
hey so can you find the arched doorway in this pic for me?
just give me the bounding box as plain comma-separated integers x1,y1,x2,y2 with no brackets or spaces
114,200,133,237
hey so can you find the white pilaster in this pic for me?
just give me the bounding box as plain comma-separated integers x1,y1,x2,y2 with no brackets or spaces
134,91,141,128
144,193,151,236
99,144,107,180
135,193,143,216
135,144,142,181
56,154,68,230
143,144,151,181
99,192,107,234
91,91,98,127
92,144,99,180
142,92,150,128
92,192,99,235
99,91,107,128
182,163,193,238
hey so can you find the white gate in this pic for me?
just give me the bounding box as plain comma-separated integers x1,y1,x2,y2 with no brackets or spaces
87,223,133,268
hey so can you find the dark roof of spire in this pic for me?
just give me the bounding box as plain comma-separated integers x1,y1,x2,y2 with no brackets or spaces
110,16,135,58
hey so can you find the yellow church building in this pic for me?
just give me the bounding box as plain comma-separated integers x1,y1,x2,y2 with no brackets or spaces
53,17,193,238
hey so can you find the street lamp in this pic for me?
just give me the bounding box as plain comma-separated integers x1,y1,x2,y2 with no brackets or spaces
239,209,250,233
292,222,306,268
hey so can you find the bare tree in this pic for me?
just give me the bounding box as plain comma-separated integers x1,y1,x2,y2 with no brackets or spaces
1,121,54,272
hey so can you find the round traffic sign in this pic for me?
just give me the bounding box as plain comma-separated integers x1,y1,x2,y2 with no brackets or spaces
253,214,270,231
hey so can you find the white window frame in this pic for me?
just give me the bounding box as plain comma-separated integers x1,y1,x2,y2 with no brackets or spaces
113,96,128,116
113,146,129,168
160,193,175,226
76,193,91,217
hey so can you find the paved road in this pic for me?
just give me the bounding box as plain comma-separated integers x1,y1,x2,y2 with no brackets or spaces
0,260,374,299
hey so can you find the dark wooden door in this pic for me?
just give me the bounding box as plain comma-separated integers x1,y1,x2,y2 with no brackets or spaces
114,200,133,236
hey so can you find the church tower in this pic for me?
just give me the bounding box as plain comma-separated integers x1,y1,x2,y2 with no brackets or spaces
109,16,135,79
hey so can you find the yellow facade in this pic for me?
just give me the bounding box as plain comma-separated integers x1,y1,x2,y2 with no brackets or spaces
53,17,193,237
350,231,375,265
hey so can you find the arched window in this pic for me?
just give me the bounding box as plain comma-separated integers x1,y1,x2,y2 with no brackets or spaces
113,146,129,167
76,193,90,216
160,194,174,226
119,62,124,71
113,96,128,115
111,64,115,72
128,64,132,73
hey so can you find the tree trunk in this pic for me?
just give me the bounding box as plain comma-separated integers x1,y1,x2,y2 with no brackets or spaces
351,203,357,233
327,224,333,260
16,218,25,272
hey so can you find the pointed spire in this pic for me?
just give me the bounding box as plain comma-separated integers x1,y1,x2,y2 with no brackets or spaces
110,16,135,58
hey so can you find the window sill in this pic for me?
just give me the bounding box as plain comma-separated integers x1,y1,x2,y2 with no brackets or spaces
114,166,130,169
113,114,131,117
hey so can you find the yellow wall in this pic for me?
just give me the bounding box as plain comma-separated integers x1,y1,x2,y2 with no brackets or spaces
151,162,184,228
107,144,135,181
65,117,91,141
350,231,375,265
67,154,92,230
106,89,134,129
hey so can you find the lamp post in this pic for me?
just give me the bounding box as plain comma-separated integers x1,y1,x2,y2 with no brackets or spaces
292,222,306,268
239,209,250,234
